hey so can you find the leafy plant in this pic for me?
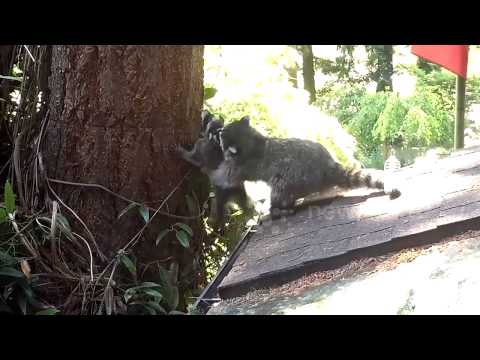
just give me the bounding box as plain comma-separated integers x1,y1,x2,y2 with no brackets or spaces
156,223,193,248
122,257,184,315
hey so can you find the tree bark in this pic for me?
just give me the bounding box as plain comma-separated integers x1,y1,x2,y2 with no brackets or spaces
43,46,205,264
0,46,15,185
373,45,394,92
301,45,316,103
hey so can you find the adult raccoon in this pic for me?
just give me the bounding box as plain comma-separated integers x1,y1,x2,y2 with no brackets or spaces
219,116,401,219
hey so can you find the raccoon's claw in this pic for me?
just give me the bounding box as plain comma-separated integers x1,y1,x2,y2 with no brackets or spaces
175,144,188,158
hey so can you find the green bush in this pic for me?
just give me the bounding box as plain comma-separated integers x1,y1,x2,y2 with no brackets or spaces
321,84,455,169
374,93,409,146
347,91,389,156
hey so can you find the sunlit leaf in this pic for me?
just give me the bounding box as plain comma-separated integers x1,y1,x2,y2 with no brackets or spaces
174,223,193,237
176,230,190,248
204,87,217,101
155,228,170,246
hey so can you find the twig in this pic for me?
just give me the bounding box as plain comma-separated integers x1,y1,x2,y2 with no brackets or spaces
121,172,190,252
23,45,35,63
72,232,94,283
46,179,107,261
46,176,203,220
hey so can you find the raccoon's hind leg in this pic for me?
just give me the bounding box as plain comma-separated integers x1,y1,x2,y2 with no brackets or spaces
270,189,296,220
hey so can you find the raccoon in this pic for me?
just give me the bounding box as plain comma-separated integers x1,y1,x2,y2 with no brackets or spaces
219,116,401,219
177,111,253,229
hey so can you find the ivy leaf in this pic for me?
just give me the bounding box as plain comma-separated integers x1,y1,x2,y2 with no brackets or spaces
155,228,170,246
174,223,193,237
138,205,150,223
175,230,190,248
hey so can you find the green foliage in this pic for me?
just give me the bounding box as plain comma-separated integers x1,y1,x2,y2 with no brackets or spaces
320,73,457,168
122,258,185,315
154,223,193,249
374,93,408,146
347,91,389,156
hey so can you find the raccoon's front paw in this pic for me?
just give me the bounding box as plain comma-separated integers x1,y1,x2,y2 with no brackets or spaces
175,144,187,158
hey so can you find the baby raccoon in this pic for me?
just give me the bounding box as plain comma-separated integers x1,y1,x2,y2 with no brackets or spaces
220,116,401,219
177,111,253,229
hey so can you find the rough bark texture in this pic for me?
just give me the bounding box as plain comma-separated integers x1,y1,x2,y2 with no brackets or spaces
371,45,394,92
301,45,316,104
0,45,15,185
44,46,205,263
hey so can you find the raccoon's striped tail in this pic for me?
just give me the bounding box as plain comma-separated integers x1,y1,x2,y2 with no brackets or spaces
337,166,401,199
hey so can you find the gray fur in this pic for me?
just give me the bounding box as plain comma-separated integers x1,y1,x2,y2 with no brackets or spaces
177,111,253,229
220,116,400,219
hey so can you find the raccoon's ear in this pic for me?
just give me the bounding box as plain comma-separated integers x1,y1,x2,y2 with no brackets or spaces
239,116,250,126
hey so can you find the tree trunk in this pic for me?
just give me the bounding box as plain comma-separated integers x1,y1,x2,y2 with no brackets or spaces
0,45,15,185
373,45,394,92
301,45,316,103
43,46,205,267
0,45,14,111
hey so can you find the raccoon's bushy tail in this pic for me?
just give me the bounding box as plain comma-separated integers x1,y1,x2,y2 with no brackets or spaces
336,166,401,199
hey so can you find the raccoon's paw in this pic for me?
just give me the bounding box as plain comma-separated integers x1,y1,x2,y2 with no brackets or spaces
389,188,401,199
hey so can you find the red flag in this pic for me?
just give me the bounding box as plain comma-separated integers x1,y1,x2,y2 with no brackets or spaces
411,45,469,78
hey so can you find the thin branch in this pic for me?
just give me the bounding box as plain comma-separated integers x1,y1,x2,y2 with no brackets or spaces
121,171,190,252
46,175,203,220
23,45,35,63
46,179,107,261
